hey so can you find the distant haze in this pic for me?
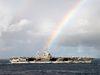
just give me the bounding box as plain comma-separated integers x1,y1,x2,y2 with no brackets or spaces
0,0,100,58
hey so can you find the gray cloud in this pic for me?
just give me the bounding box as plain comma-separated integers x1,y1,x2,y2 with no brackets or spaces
0,0,100,58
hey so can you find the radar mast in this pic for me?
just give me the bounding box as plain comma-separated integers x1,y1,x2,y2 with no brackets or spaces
36,51,39,57
45,48,48,53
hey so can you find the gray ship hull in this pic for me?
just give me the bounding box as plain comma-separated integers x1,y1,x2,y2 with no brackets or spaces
11,61,92,63
10,57,94,63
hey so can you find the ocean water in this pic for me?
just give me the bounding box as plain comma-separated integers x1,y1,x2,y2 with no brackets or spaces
0,59,100,75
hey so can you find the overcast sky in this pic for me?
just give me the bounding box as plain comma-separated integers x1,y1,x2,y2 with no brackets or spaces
0,0,100,59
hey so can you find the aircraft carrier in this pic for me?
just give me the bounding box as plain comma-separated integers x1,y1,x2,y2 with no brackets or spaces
10,49,94,63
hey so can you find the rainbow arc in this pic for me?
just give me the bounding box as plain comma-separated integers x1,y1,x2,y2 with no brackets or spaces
45,0,89,51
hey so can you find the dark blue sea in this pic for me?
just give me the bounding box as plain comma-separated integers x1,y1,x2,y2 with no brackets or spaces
0,59,100,75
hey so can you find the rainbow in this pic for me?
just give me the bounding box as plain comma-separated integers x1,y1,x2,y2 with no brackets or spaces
46,0,89,51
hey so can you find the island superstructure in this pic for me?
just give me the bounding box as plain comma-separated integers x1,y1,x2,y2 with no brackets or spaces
10,48,94,63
